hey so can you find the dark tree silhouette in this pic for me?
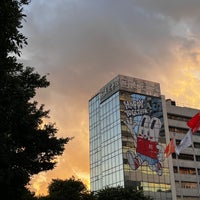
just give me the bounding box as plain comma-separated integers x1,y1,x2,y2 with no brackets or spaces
45,177,95,200
95,186,152,200
38,179,152,200
0,1,70,199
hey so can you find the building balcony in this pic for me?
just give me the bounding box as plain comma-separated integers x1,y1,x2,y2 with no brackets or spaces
174,173,200,182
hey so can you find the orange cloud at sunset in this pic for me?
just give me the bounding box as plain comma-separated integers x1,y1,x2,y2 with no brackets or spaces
20,0,200,196
28,101,91,195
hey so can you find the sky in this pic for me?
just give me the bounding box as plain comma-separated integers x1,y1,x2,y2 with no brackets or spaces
20,0,200,196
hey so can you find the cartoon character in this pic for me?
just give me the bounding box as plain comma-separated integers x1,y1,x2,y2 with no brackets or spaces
124,115,164,176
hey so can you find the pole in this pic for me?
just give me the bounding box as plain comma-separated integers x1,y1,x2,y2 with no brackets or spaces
191,135,200,198
176,152,183,199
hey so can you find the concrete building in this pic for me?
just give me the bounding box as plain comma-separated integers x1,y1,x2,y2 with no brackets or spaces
89,74,200,200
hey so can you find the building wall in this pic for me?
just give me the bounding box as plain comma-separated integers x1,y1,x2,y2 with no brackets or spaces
89,75,200,200
162,96,177,200
89,92,124,192
89,94,101,191
120,90,172,200
166,99,200,200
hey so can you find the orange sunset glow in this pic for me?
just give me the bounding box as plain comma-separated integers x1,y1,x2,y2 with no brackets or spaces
20,0,200,196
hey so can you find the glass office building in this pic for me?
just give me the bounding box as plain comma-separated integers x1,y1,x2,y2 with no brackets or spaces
89,75,200,200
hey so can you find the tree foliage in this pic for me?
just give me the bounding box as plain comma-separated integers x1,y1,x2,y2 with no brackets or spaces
44,177,95,200
0,0,70,199
95,186,152,200
37,178,152,200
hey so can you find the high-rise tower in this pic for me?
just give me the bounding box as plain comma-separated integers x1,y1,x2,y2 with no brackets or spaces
89,75,200,200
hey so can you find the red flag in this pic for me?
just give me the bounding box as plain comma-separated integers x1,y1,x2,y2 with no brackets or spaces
165,138,176,158
187,112,200,133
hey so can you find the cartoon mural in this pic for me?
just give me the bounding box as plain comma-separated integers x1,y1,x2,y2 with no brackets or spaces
123,94,165,176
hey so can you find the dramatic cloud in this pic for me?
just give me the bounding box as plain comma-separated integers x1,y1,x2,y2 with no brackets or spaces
21,0,200,195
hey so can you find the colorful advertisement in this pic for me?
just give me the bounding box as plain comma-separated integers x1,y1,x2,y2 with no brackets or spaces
123,93,164,176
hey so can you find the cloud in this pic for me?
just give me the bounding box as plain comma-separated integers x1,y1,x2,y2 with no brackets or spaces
30,172,47,196
20,0,200,195
134,0,200,21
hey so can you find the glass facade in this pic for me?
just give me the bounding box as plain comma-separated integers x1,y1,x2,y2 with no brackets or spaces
89,75,172,199
120,91,172,199
89,92,124,191
89,94,101,191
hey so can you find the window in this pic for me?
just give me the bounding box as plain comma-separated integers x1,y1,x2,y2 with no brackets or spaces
172,153,194,161
167,114,190,122
169,127,188,134
173,166,196,175
194,142,200,149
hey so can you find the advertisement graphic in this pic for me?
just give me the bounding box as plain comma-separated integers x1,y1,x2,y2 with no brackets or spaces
123,94,164,176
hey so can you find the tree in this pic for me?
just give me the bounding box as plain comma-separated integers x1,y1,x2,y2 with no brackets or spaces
95,186,152,200
38,180,152,200
0,1,70,199
43,177,95,200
